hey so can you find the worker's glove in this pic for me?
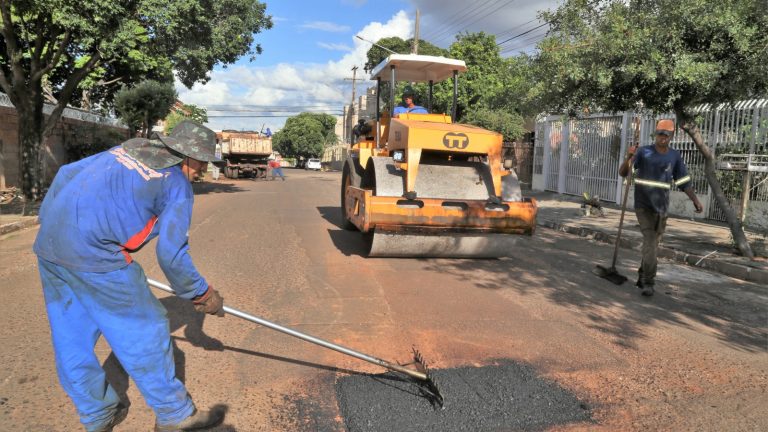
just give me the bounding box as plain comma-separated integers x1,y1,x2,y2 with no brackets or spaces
192,286,225,317
626,145,638,160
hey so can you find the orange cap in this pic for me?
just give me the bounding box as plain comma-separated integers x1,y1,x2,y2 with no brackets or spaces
655,119,675,136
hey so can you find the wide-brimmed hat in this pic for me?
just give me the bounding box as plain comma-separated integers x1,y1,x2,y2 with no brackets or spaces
122,137,184,169
161,120,223,165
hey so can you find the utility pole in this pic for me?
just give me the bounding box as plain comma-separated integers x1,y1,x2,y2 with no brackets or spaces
344,66,360,144
412,9,420,54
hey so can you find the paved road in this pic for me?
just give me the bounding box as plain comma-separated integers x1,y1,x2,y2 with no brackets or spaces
1,169,766,431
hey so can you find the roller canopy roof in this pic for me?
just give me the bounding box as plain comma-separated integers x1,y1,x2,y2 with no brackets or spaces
369,54,467,83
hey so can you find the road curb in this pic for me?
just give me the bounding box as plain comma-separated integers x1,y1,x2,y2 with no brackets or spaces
538,219,768,285
0,218,38,236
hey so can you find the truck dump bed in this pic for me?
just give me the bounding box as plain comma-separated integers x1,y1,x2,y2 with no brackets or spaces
223,137,272,155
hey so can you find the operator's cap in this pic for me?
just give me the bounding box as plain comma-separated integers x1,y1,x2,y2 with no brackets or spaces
402,85,415,98
122,137,184,169
655,119,675,137
160,120,224,166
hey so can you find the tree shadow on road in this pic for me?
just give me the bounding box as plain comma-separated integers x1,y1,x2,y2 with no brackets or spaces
417,231,767,353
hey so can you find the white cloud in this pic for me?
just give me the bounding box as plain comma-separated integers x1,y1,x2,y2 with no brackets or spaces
300,21,351,33
318,42,353,52
177,11,413,132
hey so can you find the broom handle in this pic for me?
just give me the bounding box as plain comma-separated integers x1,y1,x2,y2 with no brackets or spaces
146,278,428,381
612,174,633,268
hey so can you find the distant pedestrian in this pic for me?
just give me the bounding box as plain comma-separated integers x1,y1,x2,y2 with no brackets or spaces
270,155,285,181
619,119,703,296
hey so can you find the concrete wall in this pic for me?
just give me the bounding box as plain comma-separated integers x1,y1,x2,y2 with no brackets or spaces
745,201,768,232
0,104,128,189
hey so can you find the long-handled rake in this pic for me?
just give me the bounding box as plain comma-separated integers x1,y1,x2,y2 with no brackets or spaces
147,278,444,407
592,168,632,285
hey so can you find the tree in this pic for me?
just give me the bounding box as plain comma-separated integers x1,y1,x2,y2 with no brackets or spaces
534,0,767,258
463,107,525,142
164,103,209,134
272,113,338,159
0,0,272,200
114,80,176,138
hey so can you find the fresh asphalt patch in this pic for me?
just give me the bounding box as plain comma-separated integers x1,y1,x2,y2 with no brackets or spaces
336,359,592,432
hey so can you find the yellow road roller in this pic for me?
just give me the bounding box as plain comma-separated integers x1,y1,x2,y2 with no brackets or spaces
341,54,537,257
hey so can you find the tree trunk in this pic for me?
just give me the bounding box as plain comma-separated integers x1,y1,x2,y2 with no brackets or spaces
17,105,47,204
675,109,754,259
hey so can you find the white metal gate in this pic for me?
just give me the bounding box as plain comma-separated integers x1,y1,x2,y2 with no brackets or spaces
537,113,630,203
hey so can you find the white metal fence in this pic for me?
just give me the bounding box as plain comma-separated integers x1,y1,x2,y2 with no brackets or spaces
534,99,768,227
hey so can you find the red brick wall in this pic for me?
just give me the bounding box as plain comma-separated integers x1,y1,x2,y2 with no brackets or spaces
0,106,128,189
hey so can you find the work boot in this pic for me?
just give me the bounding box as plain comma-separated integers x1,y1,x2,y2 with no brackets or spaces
93,403,129,432
154,408,224,431
641,284,655,297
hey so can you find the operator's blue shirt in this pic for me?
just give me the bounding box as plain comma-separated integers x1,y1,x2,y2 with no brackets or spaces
33,146,208,299
632,145,692,215
393,105,428,114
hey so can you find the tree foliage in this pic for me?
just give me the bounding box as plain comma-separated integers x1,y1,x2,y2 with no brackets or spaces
534,0,768,257
164,103,209,134
534,0,767,116
114,80,177,137
0,0,272,199
272,113,338,159
463,107,525,142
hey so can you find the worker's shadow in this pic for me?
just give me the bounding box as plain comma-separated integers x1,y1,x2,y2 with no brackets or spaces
101,296,225,408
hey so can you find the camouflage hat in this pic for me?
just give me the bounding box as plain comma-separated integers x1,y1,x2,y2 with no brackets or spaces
122,137,184,169
161,120,223,165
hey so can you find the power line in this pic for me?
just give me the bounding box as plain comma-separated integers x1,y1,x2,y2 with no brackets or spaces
500,30,550,54
493,18,539,41
497,22,549,46
422,0,503,43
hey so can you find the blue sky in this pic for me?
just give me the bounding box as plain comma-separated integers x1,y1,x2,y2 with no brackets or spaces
177,0,559,133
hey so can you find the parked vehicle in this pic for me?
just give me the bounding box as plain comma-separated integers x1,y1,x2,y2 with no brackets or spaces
306,158,322,171
219,131,272,179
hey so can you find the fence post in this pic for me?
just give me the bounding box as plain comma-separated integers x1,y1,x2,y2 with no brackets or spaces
558,117,569,194
616,111,632,204
542,120,551,190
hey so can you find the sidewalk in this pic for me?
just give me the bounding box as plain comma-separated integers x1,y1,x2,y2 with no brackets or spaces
2,191,766,284
528,190,768,285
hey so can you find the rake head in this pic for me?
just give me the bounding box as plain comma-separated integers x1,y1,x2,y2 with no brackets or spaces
411,347,445,408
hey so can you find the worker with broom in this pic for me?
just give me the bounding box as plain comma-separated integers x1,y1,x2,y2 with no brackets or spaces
619,119,703,296
33,121,226,431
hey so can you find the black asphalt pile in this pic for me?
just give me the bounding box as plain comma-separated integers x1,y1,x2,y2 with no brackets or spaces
336,360,591,432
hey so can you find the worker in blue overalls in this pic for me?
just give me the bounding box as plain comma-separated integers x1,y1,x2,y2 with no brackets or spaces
34,121,226,431
619,119,703,297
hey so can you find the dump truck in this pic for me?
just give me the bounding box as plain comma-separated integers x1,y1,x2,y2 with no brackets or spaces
218,130,272,179
341,54,538,257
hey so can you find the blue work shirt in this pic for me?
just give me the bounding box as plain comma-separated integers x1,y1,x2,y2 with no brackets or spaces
393,105,428,114
33,146,208,299
632,145,692,215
